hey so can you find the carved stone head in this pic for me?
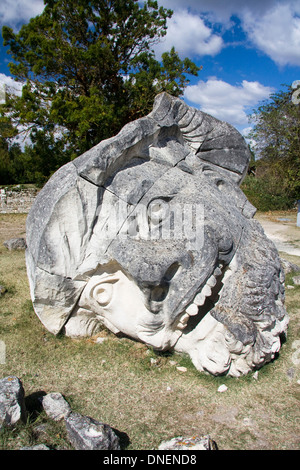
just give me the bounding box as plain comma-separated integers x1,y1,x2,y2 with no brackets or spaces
26,93,288,377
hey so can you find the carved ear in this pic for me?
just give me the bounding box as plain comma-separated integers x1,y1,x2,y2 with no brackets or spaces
78,274,121,334
79,274,117,312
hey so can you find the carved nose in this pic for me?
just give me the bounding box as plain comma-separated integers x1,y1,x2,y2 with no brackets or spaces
145,262,180,311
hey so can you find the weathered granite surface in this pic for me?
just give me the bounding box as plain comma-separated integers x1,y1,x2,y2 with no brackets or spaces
25,92,289,377
65,412,120,450
0,376,27,428
41,392,71,421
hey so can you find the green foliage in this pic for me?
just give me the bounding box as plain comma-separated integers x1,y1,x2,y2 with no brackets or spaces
246,85,300,210
241,174,293,211
0,0,200,184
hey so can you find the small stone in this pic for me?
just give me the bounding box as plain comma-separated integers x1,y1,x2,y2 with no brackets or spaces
280,259,300,274
176,366,187,372
33,423,49,439
292,275,300,286
20,444,50,450
217,384,228,393
0,285,7,296
169,360,177,366
96,337,107,344
287,368,295,380
252,371,259,380
42,392,71,421
3,237,26,251
243,417,255,427
159,435,217,450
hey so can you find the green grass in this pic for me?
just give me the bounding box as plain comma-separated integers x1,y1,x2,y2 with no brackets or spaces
0,213,300,450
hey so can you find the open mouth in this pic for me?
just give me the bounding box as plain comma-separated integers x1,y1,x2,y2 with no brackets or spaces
139,260,227,349
173,263,225,336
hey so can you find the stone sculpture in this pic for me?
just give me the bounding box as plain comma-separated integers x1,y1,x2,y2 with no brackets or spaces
25,92,289,377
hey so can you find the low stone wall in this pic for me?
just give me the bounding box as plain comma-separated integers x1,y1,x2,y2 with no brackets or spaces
0,187,39,214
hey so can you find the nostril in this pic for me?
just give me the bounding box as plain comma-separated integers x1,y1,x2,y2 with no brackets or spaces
163,262,180,282
150,285,169,302
142,263,180,310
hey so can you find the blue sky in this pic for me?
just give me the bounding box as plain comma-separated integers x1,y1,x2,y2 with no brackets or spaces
0,0,300,139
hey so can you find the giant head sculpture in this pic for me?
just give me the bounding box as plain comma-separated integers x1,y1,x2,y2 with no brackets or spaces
26,93,288,377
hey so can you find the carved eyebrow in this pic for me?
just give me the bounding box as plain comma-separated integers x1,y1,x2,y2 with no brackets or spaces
147,195,176,206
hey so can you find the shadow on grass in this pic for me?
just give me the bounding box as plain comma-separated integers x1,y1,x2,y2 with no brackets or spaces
24,390,47,422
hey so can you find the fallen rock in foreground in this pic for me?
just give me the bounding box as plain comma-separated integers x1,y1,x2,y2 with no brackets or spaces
0,376,27,428
64,412,121,450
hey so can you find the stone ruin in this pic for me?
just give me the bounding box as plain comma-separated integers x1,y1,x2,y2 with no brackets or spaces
25,92,289,377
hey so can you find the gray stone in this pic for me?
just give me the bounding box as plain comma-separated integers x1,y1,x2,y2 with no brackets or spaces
292,275,300,285
280,258,300,274
20,444,50,450
64,412,120,450
0,376,27,428
0,285,7,296
41,392,71,421
3,237,27,251
25,92,289,377
159,435,217,450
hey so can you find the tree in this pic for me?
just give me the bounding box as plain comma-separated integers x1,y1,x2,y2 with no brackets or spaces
1,0,200,183
243,85,300,210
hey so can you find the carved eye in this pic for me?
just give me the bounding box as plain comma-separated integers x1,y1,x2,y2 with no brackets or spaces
92,283,114,307
147,198,169,225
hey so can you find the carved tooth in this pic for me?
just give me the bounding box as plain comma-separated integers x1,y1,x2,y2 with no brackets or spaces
185,303,198,316
202,285,212,297
214,267,222,277
207,275,217,287
194,292,206,306
176,313,190,330
179,313,190,325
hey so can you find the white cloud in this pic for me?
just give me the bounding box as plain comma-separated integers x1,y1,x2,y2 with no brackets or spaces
158,0,292,22
242,3,300,66
0,0,44,29
184,78,273,126
157,1,300,66
154,10,223,58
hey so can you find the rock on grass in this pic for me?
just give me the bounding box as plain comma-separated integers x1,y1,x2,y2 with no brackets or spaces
64,412,120,450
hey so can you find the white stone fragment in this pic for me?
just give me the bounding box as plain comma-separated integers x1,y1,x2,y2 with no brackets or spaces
42,392,71,421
